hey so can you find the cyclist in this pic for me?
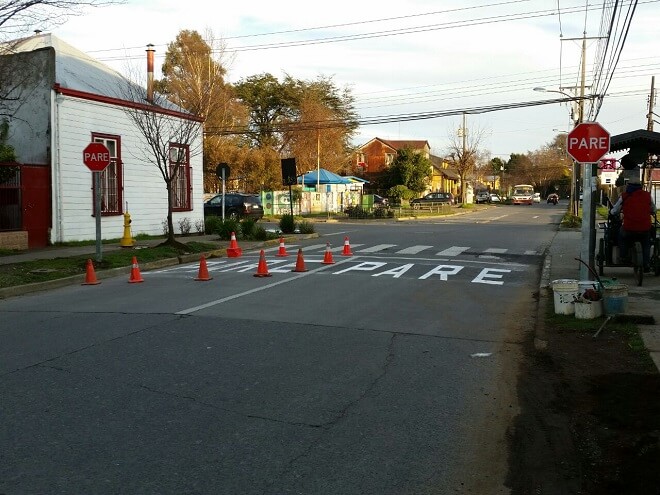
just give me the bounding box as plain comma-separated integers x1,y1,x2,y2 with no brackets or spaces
609,174,657,272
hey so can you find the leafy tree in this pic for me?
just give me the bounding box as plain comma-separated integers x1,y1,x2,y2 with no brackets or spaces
119,68,203,249
382,148,432,194
233,73,297,150
282,76,358,176
446,120,488,203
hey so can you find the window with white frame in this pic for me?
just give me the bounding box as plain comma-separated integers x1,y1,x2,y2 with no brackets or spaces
92,134,121,215
170,144,191,211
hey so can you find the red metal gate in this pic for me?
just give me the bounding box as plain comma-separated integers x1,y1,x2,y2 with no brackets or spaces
21,164,51,248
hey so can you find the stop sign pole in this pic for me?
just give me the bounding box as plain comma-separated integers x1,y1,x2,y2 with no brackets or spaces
566,122,610,280
83,142,111,261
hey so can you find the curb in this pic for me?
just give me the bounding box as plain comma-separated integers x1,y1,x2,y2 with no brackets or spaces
0,233,320,300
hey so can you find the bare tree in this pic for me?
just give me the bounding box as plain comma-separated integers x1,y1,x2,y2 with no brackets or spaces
0,0,122,39
119,68,203,248
446,117,488,203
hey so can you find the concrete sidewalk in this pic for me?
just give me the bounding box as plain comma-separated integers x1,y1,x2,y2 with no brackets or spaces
539,227,660,371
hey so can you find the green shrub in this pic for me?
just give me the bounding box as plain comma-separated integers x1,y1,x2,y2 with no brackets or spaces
373,207,388,218
212,218,241,240
240,218,257,239
298,221,315,234
204,216,223,236
252,225,269,241
345,206,369,219
279,214,296,234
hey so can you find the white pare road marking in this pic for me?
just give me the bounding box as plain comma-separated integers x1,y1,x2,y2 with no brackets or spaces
331,262,509,285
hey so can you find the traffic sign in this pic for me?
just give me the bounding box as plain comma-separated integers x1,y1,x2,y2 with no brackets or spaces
83,142,111,172
216,163,230,180
566,122,610,163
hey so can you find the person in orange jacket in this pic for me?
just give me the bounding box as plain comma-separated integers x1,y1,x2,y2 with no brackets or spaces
609,174,657,271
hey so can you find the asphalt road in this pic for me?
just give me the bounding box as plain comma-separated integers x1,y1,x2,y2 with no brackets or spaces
0,204,564,494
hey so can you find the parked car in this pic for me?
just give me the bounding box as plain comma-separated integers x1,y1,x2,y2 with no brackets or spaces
489,194,501,203
475,191,490,204
204,193,264,220
533,192,541,203
373,194,389,207
547,193,559,204
410,192,454,209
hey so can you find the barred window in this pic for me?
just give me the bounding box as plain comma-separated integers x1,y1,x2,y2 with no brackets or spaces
92,135,122,215
170,144,191,211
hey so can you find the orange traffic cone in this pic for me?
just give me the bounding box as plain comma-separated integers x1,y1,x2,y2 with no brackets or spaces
227,231,242,258
254,250,272,277
341,236,353,256
276,237,289,257
82,259,101,285
128,256,144,283
195,255,213,281
322,243,335,265
292,248,308,272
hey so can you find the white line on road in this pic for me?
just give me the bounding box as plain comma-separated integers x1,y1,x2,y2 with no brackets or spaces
356,244,397,253
396,245,434,254
176,258,354,315
436,246,470,256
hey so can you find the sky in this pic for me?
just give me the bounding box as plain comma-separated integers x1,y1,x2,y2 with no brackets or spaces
49,0,660,161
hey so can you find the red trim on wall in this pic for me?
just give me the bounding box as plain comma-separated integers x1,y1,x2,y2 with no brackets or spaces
53,84,204,122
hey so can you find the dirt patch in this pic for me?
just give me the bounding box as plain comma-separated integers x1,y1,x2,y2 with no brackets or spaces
507,304,660,494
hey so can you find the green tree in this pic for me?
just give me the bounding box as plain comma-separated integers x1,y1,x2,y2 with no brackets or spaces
382,148,432,194
233,73,297,150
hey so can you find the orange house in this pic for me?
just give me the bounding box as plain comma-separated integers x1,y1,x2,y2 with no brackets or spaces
355,138,431,177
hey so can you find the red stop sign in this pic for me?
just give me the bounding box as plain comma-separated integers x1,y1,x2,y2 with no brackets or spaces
567,122,610,163
83,142,111,172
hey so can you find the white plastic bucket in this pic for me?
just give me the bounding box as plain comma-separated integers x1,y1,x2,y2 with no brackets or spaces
552,279,579,315
602,284,628,315
574,300,603,319
578,280,599,296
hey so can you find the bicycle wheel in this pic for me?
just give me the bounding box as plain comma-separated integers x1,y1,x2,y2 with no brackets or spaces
652,239,660,276
632,241,643,286
597,238,605,276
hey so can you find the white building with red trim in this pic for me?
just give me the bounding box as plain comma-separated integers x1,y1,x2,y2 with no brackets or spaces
0,33,204,248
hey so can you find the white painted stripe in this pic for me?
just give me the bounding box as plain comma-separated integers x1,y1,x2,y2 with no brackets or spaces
176,258,354,314
483,248,507,254
524,250,537,255
302,243,332,252
436,246,470,256
396,245,433,254
356,244,397,253
330,243,364,253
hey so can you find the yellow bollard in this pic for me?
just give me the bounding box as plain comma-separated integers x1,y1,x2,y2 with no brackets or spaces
120,211,135,247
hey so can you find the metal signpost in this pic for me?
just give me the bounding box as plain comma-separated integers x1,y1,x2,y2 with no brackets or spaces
216,163,231,221
566,122,611,280
83,142,111,262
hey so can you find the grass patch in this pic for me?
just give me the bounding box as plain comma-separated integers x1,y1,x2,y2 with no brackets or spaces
0,241,218,289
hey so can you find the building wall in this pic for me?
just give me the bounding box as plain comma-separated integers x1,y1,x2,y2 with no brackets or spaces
358,140,395,174
52,94,204,242
3,48,54,164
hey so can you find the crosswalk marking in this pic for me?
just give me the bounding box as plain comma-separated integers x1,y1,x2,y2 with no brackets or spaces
524,250,537,255
436,246,470,256
396,245,433,254
356,244,397,253
329,243,364,253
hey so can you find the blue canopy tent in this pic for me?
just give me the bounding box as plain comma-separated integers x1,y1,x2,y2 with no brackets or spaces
297,168,352,186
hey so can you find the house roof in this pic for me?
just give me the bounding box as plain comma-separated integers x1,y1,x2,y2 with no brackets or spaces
10,33,130,99
298,168,351,185
429,155,460,179
380,139,430,151
357,137,430,152
7,33,194,118
610,129,660,155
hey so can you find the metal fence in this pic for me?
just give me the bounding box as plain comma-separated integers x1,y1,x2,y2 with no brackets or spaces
0,165,21,231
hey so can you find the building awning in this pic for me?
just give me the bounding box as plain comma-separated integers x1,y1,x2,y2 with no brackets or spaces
610,129,660,155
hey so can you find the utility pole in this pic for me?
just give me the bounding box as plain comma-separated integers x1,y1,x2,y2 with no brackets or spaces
578,32,595,280
644,76,656,188
461,113,467,203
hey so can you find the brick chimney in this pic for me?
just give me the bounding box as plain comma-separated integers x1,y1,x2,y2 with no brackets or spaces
146,44,155,103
